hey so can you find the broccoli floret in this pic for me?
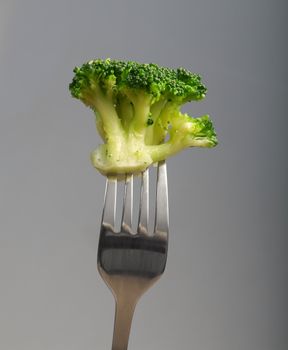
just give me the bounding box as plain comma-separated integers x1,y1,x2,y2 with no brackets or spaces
69,58,217,176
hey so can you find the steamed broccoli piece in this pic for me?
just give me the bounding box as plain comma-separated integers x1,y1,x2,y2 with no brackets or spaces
69,59,217,176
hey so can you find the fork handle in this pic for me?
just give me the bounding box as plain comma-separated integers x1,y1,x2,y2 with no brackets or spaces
112,296,137,350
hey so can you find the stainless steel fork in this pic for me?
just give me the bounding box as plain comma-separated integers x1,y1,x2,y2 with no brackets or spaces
97,161,169,350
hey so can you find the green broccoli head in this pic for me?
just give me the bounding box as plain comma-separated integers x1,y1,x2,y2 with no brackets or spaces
69,58,217,176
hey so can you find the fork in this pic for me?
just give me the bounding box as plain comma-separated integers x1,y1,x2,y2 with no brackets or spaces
97,160,169,350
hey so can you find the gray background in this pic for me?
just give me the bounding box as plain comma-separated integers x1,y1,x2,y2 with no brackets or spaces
0,0,287,349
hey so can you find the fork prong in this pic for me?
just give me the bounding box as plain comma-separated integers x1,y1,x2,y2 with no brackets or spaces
101,177,117,230
121,174,133,233
137,168,149,235
154,161,169,236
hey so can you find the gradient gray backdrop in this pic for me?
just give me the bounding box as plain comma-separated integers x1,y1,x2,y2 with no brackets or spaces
0,0,287,349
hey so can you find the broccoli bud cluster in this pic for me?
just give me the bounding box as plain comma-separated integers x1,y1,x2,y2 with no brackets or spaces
69,58,217,176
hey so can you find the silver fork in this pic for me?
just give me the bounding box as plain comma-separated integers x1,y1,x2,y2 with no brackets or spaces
97,160,169,350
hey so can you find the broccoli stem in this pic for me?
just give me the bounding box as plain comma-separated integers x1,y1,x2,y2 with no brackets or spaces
122,91,151,138
92,85,124,140
147,140,183,162
145,99,167,145
150,102,178,144
116,96,134,131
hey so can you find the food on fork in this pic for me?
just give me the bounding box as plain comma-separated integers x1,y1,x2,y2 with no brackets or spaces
69,59,217,176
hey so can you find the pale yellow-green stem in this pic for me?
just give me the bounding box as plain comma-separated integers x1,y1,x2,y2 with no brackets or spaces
123,91,151,139
145,99,167,145
150,102,179,144
147,139,184,163
116,96,134,132
92,84,124,140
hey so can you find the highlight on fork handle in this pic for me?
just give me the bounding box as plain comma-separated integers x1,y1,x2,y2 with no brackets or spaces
101,177,117,230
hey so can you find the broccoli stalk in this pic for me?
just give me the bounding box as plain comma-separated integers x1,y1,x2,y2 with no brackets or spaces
69,59,217,176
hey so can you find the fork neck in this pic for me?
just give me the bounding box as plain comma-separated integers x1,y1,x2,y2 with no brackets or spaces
112,294,137,350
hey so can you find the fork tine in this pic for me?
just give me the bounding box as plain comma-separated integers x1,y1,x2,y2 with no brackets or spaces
121,174,133,233
154,161,169,236
137,168,149,235
101,177,117,230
